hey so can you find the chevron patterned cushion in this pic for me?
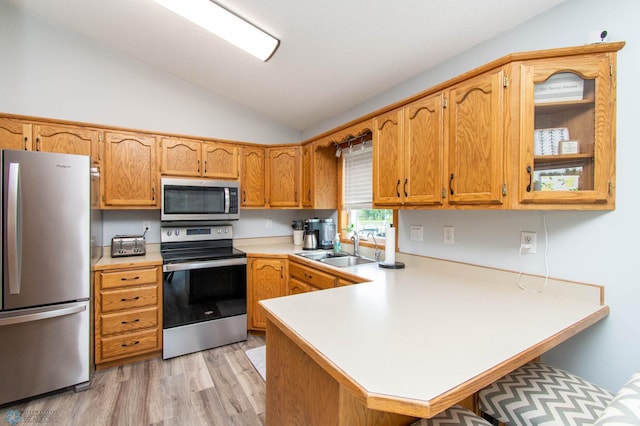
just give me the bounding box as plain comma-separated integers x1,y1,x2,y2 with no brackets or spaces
411,405,492,426
594,372,640,425
478,362,614,425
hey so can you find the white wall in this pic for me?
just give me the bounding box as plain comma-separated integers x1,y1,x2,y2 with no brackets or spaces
310,0,640,392
0,1,300,144
102,209,336,245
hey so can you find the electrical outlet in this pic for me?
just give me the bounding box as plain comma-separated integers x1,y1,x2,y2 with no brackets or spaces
143,221,150,233
266,219,272,228
443,226,454,244
521,231,537,254
410,225,424,241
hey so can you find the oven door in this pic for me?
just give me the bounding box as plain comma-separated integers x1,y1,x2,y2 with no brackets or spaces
163,257,247,329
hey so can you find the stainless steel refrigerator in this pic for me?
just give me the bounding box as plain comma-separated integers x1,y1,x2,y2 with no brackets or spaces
1,149,91,405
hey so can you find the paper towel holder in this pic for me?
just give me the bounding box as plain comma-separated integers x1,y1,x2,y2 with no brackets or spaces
379,224,405,269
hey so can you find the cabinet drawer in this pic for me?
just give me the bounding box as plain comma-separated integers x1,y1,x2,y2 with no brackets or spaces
289,262,335,290
288,277,316,295
99,328,159,361
101,306,158,336
100,285,158,313
100,267,158,290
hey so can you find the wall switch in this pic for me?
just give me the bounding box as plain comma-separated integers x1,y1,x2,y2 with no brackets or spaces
266,219,272,228
443,226,454,244
410,225,424,241
521,231,537,254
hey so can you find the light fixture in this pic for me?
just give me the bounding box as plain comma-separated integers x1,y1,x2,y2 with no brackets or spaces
153,0,279,61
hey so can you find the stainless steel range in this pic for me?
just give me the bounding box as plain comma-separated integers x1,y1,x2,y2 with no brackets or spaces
161,223,247,359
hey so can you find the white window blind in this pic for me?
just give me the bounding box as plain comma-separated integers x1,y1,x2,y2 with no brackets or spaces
343,143,372,210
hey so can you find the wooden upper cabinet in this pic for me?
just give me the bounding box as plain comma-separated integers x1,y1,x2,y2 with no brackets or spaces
103,131,158,208
373,95,446,206
403,93,446,205
373,107,403,205
515,53,615,208
33,124,98,159
160,138,239,180
0,119,99,160
0,117,31,150
268,147,300,208
300,142,338,209
301,144,313,208
240,146,266,207
202,141,239,179
160,137,202,177
447,68,507,206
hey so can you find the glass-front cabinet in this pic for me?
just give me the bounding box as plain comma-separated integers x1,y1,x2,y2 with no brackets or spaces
517,53,615,208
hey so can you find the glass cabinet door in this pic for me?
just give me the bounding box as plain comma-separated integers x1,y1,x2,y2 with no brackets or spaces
518,54,614,206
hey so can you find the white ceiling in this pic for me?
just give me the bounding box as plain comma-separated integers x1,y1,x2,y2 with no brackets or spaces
3,0,568,131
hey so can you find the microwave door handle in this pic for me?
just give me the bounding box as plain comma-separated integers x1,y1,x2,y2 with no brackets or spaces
224,187,230,214
7,162,22,295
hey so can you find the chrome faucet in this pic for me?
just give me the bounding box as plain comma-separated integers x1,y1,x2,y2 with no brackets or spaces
350,232,360,256
367,232,381,261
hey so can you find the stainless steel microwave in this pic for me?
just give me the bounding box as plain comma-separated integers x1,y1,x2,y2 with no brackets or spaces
161,178,240,221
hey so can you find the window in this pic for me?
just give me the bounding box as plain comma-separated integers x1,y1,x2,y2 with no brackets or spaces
341,139,393,243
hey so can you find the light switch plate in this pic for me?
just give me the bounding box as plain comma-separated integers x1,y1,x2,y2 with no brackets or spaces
410,225,424,241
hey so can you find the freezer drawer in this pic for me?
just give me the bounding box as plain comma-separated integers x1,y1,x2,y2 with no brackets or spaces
0,301,90,405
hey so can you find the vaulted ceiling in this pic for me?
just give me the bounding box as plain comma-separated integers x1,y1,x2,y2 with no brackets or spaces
2,0,568,131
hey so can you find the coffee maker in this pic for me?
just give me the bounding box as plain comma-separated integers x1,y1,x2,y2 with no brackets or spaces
318,219,336,249
304,218,335,250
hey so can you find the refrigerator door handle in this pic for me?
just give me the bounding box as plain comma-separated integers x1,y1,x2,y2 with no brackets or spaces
7,162,22,295
0,303,86,327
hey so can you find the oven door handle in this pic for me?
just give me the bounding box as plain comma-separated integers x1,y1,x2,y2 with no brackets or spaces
163,257,247,272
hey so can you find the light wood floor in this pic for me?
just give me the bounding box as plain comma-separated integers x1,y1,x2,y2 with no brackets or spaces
3,333,266,426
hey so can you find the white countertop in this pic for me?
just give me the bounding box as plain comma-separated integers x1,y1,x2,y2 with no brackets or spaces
257,240,608,413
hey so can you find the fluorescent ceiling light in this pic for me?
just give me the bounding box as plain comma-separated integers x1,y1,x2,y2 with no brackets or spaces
153,0,279,61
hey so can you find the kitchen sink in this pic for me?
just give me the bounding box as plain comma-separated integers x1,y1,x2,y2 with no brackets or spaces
319,255,376,268
294,251,376,268
294,251,349,261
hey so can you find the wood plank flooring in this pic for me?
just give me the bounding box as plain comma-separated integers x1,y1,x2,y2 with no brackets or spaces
2,333,266,426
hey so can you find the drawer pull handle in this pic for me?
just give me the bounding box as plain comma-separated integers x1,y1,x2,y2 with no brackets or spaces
120,296,140,302
121,276,140,281
121,319,140,325
305,273,313,279
526,165,533,192
121,341,140,347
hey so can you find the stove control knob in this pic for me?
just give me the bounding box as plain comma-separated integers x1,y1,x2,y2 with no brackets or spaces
166,230,172,236
224,228,228,234
217,228,222,234
175,230,180,236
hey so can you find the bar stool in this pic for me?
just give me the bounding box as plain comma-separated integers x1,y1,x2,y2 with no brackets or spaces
478,362,616,425
411,405,493,426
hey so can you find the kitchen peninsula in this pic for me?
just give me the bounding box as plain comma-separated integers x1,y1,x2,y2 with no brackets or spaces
259,249,608,425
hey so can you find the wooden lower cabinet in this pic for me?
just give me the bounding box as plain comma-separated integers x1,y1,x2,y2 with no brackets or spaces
288,260,336,293
94,265,163,368
247,256,287,331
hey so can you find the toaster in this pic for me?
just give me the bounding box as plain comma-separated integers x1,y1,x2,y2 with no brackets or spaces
111,235,146,257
